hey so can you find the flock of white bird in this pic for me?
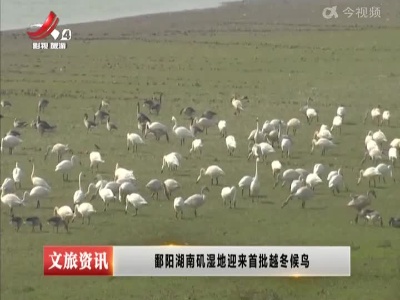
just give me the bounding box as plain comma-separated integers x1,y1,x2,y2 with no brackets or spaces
1,97,399,232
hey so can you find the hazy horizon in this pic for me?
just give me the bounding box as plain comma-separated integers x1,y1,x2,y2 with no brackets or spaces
0,0,239,31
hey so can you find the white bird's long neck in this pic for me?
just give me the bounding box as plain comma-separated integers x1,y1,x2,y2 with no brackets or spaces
78,174,82,190
255,161,258,178
31,163,35,179
256,120,259,132
173,119,178,131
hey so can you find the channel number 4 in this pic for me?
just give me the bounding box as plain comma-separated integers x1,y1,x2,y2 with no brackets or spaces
60,29,72,41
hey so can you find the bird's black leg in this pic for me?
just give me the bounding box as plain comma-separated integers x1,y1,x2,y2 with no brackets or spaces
37,200,40,208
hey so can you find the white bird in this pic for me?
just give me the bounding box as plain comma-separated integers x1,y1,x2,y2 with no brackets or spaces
104,181,121,196
127,132,145,152
372,130,387,146
196,165,225,185
248,143,262,161
189,139,203,156
281,186,314,209
366,139,379,152
44,143,71,162
357,167,382,187
388,147,398,166
125,193,148,215
313,163,325,177
1,190,28,214
55,155,81,181
347,190,376,212
225,135,237,156
364,106,381,125
327,168,341,182
290,175,304,194
89,151,104,173
296,168,309,179
274,169,300,189
97,184,116,211
361,147,383,165
184,186,209,217
164,179,181,199
328,168,347,194
161,152,180,173
171,116,194,145
1,135,22,154
1,177,15,195
337,105,346,119
375,163,395,183
237,172,252,196
73,172,92,204
221,186,237,208
12,162,23,189
249,158,261,202
29,186,50,208
271,160,282,179
382,110,390,126
364,131,374,146
145,179,165,200
218,120,227,137
311,138,336,156
305,173,323,190
314,128,333,140
330,115,342,134
30,162,51,190
261,120,275,135
286,118,301,135
173,196,185,219
280,136,292,158
72,202,96,224
305,107,318,124
118,181,138,203
231,96,245,115
248,117,264,144
54,205,74,223
193,117,216,134
114,163,135,181
145,121,169,141
390,138,400,149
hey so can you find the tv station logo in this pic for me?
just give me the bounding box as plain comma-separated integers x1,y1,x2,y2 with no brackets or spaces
27,11,71,50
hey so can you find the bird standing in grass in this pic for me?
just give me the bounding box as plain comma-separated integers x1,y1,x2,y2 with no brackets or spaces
173,196,185,219
55,155,81,181
196,165,225,185
25,216,43,232
83,113,97,133
221,186,237,208
10,214,23,232
106,116,118,132
38,99,49,113
125,193,148,215
12,162,23,189
72,202,96,224
47,216,68,233
184,186,209,217
281,186,314,209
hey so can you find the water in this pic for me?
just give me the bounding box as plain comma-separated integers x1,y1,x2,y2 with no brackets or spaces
1,0,238,31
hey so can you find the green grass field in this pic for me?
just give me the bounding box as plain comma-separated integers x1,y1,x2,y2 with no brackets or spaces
1,5,400,299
